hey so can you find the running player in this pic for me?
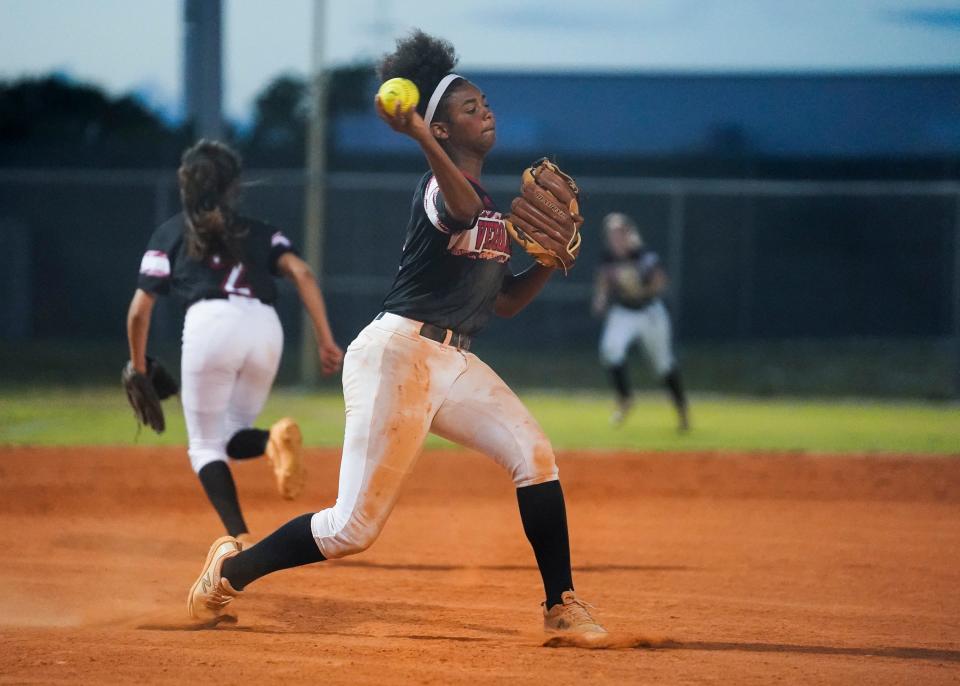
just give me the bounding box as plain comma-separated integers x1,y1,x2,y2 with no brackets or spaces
592,212,689,431
126,140,343,546
186,31,606,638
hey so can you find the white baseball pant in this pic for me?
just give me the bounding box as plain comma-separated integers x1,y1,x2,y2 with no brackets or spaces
180,296,283,473
599,301,675,376
310,312,559,559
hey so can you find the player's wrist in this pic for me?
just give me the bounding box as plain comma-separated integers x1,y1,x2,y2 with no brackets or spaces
410,119,430,139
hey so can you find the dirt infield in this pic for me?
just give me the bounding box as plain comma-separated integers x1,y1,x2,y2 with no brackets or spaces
1,446,958,685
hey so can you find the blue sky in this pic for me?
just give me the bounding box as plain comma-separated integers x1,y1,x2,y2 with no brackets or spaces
1,0,959,121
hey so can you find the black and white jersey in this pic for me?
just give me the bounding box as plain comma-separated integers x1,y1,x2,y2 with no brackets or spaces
381,172,511,336
599,248,663,310
137,212,296,306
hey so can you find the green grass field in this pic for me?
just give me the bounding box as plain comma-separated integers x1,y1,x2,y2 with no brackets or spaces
1,387,956,454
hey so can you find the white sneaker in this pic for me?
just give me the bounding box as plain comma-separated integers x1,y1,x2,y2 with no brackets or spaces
266,417,305,500
187,536,242,620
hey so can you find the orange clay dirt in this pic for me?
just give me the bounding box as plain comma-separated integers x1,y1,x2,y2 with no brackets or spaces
1,446,958,685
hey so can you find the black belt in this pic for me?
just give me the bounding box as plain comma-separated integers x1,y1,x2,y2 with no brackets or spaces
376,312,471,351
419,322,471,351
619,299,655,312
188,294,272,308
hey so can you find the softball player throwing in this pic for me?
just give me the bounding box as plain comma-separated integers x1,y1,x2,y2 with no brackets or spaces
126,140,343,545
593,212,689,431
187,31,606,638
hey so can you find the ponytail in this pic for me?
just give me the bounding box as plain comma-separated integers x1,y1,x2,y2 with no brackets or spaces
177,140,246,260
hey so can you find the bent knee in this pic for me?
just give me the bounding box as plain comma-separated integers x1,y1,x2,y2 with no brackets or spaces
652,356,675,377
514,436,559,488
188,444,227,474
313,513,383,559
336,525,379,557
324,536,375,559
600,344,627,367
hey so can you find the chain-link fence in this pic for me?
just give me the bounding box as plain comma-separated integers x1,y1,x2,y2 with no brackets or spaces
1,169,957,396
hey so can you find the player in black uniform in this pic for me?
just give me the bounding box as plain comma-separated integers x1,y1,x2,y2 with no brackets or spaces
127,140,343,545
186,31,606,638
592,212,689,431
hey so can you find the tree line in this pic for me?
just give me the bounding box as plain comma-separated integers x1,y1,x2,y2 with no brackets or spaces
2,69,954,179
0,65,375,169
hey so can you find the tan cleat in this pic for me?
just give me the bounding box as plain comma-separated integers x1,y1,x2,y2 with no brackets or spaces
187,535,242,620
543,591,608,637
266,417,305,500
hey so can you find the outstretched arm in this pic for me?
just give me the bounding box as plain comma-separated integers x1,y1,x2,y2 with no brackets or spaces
494,263,555,318
277,252,344,375
126,289,156,373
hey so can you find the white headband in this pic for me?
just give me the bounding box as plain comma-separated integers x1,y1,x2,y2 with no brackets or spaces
424,73,463,126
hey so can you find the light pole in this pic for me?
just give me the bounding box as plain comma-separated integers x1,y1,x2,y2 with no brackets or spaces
300,0,328,385
182,0,223,139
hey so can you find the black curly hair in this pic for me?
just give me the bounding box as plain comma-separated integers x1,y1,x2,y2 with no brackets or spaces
177,139,247,260
378,29,464,122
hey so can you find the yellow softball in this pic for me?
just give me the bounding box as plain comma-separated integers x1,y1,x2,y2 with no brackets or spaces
377,77,419,115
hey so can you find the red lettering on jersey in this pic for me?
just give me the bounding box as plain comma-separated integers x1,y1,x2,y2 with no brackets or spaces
447,211,511,263
474,221,489,251
477,214,509,253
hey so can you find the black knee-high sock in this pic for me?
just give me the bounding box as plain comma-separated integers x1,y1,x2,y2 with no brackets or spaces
663,367,688,412
220,513,325,591
608,364,631,401
226,428,270,459
517,480,573,609
198,461,248,537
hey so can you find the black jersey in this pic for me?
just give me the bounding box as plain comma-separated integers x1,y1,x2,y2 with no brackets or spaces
599,248,663,310
381,172,511,336
137,212,296,307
